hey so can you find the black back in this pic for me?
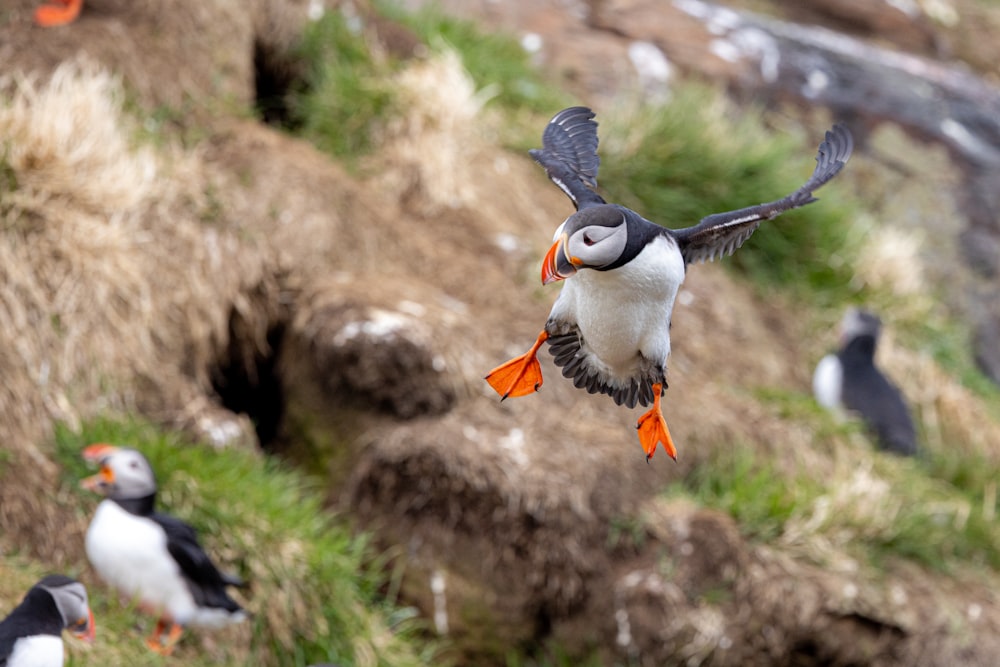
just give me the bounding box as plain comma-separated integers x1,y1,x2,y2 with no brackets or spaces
839,334,918,456
150,513,245,613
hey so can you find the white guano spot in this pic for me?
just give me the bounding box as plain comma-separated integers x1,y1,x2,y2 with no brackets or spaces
494,232,521,253
431,569,449,634
333,310,410,346
497,428,528,468
803,69,830,99
521,32,543,53
628,41,673,86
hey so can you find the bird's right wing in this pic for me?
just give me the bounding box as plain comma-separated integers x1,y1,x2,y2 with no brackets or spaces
673,123,854,264
529,106,607,210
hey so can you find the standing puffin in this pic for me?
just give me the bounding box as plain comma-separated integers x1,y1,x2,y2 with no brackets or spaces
0,575,94,667
80,443,247,655
486,107,853,461
813,308,918,456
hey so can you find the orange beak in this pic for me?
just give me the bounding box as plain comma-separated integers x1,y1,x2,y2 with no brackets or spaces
541,233,580,285
70,608,96,643
82,443,118,463
80,466,114,493
81,443,118,493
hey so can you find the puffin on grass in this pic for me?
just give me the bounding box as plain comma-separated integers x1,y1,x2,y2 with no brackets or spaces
486,107,853,461
0,575,94,667
813,308,918,456
80,443,247,656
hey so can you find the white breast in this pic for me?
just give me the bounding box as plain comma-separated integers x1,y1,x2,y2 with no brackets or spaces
549,235,685,381
7,635,63,667
812,354,843,411
85,500,198,625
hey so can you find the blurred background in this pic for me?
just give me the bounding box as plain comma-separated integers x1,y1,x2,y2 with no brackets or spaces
1,0,1000,665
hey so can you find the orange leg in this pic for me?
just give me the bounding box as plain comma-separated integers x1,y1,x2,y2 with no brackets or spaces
485,331,549,400
636,383,677,462
145,617,183,656
34,0,83,27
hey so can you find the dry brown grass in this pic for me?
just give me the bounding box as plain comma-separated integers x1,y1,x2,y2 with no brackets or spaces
0,59,279,559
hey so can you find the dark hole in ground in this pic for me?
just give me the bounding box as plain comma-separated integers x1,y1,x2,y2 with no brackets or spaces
211,317,287,451
253,39,302,128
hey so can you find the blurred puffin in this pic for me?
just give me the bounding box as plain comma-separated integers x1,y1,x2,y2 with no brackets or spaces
33,0,83,27
80,444,247,655
486,107,853,461
0,575,94,667
813,308,918,456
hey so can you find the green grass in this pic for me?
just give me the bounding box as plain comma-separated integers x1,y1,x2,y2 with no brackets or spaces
289,9,395,160
286,3,570,165
52,416,439,667
597,89,863,304
662,403,1000,573
666,447,824,544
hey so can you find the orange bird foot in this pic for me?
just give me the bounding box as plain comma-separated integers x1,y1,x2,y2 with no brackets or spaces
145,618,183,656
636,383,677,462
485,331,549,400
34,0,83,27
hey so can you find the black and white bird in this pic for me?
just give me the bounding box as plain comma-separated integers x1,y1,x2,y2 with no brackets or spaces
813,308,918,456
80,443,247,655
486,106,853,460
0,575,94,667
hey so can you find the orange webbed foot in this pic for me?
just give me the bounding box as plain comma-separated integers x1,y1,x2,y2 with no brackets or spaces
145,618,183,656
34,0,83,27
636,383,677,462
485,331,549,400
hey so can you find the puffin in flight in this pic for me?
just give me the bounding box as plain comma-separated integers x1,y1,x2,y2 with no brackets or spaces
813,308,918,456
486,106,853,461
0,575,94,667
80,443,247,655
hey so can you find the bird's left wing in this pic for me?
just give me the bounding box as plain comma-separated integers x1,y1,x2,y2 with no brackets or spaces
673,123,853,264
152,513,244,604
529,106,607,210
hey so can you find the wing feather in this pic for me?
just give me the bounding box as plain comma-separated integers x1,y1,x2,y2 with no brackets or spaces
152,513,245,612
529,106,607,210
674,123,854,265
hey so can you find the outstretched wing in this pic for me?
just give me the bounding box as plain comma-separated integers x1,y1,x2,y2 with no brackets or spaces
673,123,854,264
529,106,606,210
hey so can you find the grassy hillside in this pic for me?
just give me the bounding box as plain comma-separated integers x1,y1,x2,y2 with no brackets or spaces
5,1,1000,665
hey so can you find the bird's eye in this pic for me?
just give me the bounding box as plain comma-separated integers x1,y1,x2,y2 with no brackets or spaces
583,234,595,246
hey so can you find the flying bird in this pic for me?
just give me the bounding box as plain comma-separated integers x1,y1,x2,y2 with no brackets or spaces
80,444,247,655
813,308,918,456
0,575,94,667
486,106,853,460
